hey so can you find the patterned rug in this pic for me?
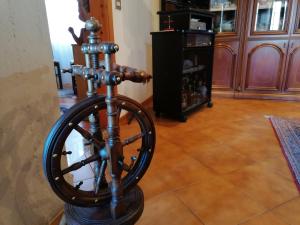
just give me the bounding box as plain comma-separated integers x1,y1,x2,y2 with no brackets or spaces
270,117,300,190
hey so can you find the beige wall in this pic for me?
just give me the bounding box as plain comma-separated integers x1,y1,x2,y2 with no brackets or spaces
112,0,160,103
0,0,161,223
0,0,62,224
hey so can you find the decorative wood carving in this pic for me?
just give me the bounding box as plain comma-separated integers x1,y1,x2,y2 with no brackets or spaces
285,44,300,92
212,43,237,90
244,43,285,91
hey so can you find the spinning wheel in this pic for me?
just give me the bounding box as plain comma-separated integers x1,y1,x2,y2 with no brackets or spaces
43,95,155,207
43,17,155,223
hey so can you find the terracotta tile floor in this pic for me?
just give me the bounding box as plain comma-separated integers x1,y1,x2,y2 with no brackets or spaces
57,95,300,225
136,97,300,225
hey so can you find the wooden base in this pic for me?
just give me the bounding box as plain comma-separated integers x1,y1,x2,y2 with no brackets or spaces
64,186,144,225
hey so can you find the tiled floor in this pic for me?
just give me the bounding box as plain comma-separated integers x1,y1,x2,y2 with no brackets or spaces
136,97,300,225
56,94,300,225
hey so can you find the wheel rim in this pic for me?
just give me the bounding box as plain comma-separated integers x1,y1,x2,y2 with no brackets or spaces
43,95,155,207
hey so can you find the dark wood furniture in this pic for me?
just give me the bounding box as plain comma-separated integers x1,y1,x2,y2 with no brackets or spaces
161,0,300,100
209,0,243,98
151,30,215,121
213,0,300,100
158,9,214,31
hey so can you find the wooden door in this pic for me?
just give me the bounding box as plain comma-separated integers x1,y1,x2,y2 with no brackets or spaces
284,0,300,92
211,0,246,95
241,39,288,92
237,0,293,98
212,40,239,90
90,0,114,42
73,0,114,100
284,39,300,92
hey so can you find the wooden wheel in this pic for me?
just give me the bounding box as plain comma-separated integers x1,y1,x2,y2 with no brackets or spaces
43,95,155,207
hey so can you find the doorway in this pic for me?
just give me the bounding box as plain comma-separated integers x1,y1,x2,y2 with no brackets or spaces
44,0,114,104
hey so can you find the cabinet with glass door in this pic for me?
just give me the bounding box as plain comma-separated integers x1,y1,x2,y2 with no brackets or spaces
159,0,300,100
210,0,242,93
251,0,290,34
209,0,239,34
237,0,300,100
160,0,240,34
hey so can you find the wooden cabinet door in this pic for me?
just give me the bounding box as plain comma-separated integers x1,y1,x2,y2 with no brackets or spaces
90,0,114,42
241,39,288,92
212,41,239,90
284,39,300,92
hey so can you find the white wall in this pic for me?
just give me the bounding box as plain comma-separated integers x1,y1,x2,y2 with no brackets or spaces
0,0,61,224
112,0,160,103
45,0,85,86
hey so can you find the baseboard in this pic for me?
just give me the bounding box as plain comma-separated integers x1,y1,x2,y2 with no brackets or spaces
49,208,64,225
212,90,235,98
212,90,300,102
140,95,153,107
235,92,300,101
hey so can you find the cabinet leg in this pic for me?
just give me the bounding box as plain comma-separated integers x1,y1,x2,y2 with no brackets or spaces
207,101,213,108
179,114,187,122
155,111,161,118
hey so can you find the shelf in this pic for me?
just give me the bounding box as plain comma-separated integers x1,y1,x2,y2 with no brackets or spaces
182,98,208,113
151,30,214,35
182,65,206,74
210,7,237,12
153,20,214,121
183,46,212,50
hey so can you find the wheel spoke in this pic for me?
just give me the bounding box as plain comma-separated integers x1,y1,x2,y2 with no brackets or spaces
74,125,105,149
122,133,144,146
62,151,72,155
75,181,83,190
116,107,122,120
122,156,137,172
95,160,107,194
62,154,100,175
